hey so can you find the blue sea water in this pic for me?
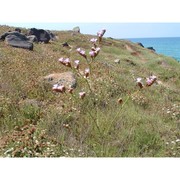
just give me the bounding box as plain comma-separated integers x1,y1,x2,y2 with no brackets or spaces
127,37,180,62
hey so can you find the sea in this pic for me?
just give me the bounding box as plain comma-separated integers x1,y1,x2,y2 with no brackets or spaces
127,37,180,62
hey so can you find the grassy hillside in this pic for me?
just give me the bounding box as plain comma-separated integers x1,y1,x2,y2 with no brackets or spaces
0,25,180,157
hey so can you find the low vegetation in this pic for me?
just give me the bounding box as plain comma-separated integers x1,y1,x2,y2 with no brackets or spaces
0,25,179,157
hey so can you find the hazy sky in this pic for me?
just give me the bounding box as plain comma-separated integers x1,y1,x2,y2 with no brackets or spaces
1,0,180,39
2,23,180,39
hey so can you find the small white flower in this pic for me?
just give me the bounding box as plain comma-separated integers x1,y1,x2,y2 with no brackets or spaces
74,60,80,69
76,48,81,52
84,68,90,78
58,57,64,63
136,77,142,82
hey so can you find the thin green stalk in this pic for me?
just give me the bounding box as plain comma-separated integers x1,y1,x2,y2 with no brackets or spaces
87,110,103,137
77,69,93,93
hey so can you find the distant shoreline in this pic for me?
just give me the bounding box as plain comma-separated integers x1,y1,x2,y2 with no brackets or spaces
129,37,180,62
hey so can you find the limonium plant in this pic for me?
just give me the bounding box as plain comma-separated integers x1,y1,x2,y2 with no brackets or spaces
51,29,107,136
53,29,106,97
136,75,157,89
52,28,158,139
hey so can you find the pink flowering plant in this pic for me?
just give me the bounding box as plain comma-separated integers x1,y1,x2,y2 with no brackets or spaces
136,75,157,89
51,28,160,150
97,29,106,43
53,29,106,97
50,29,108,136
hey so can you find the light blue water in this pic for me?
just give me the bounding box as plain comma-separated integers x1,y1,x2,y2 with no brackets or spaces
128,37,180,62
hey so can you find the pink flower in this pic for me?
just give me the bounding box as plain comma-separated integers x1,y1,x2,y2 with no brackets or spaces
89,47,100,58
97,29,106,37
90,38,97,43
59,85,66,93
84,68,90,78
89,51,96,58
52,84,66,93
146,75,157,86
58,57,64,63
95,47,100,55
76,48,81,52
74,60,80,69
52,84,59,89
146,78,152,86
77,48,87,59
58,57,71,67
136,78,143,89
79,91,86,99
96,47,101,52
64,58,71,67
68,88,74,94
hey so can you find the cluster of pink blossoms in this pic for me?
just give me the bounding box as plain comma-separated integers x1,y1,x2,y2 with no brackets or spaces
77,48,87,59
53,29,106,99
89,47,101,59
97,29,106,38
136,75,157,89
52,84,66,93
146,75,157,86
52,84,74,94
90,38,97,43
77,46,101,60
58,58,71,67
52,83,86,99
74,60,80,69
97,29,106,42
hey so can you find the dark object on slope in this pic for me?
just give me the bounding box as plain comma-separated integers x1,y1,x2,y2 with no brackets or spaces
137,42,144,48
5,34,33,50
62,42,69,47
46,30,56,41
0,31,33,50
27,35,38,43
0,31,27,41
147,47,156,51
15,28,21,33
28,28,50,43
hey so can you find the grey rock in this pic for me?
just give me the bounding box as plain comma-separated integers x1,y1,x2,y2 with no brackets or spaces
4,32,33,50
147,47,156,51
0,31,28,41
72,26,80,33
28,28,50,43
27,35,38,43
137,42,144,48
43,71,77,89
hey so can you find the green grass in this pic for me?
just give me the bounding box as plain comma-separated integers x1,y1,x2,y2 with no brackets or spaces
0,25,180,157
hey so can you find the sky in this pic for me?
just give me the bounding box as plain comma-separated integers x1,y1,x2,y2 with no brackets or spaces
1,0,180,39
2,22,180,39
